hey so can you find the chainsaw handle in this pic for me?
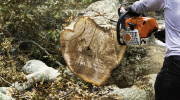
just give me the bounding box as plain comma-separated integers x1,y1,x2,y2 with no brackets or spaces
118,3,133,16
117,11,129,45
120,6,126,12
118,6,126,16
118,4,147,17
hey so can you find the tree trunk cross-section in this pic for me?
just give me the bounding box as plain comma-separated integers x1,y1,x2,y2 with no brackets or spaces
60,17,127,86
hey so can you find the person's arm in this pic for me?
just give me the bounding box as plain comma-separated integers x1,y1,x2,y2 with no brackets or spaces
131,0,165,14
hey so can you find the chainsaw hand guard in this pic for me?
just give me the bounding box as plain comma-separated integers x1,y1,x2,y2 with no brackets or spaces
154,29,165,43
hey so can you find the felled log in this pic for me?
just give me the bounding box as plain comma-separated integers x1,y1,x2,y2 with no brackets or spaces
101,74,157,100
13,60,60,91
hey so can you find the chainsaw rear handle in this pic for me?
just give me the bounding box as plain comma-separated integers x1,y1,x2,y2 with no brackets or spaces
117,4,147,45
154,29,166,43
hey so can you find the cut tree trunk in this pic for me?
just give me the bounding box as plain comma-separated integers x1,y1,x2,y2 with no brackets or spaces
60,16,127,86
60,0,128,86
59,0,165,99
60,0,165,87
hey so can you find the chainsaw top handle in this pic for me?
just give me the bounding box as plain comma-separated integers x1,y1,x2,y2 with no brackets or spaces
118,2,147,17
118,2,133,16
116,3,147,45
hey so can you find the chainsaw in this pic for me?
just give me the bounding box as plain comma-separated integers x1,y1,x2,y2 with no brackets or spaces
116,3,164,46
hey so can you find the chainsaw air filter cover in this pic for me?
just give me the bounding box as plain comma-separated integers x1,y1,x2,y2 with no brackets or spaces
121,17,158,45
122,28,140,45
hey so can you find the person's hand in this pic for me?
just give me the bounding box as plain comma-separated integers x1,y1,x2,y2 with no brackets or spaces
125,6,134,12
125,6,141,17
154,29,165,43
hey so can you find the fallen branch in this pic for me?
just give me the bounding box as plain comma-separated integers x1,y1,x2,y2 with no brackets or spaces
48,88,75,99
12,40,63,66
0,76,13,86
14,60,61,91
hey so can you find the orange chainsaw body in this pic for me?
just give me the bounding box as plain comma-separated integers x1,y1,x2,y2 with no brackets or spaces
124,17,158,38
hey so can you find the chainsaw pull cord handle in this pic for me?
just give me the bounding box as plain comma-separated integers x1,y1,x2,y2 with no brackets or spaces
117,11,129,45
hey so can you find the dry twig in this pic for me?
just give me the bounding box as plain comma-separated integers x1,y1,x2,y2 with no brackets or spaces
0,76,13,86
59,89,75,98
12,40,63,66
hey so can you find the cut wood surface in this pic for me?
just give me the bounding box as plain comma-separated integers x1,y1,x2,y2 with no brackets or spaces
60,17,127,86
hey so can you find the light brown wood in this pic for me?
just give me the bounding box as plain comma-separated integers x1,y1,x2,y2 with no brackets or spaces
60,17,127,86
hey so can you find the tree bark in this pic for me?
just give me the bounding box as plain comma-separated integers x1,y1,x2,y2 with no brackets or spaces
101,74,156,100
